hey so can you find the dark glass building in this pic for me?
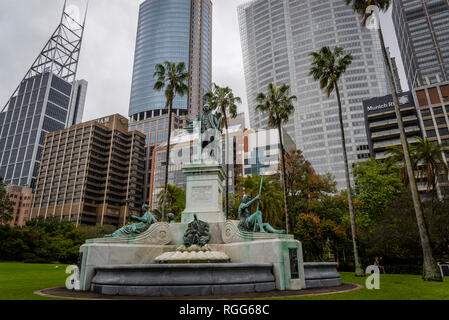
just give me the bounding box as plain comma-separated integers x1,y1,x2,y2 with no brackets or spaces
393,0,449,89
362,91,420,160
0,5,87,188
0,75,87,189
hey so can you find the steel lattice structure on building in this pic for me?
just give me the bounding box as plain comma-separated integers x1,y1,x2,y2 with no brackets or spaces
2,1,87,113
0,1,88,188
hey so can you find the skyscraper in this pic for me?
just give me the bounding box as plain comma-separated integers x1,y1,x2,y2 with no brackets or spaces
31,114,146,227
393,0,449,89
128,0,212,203
386,47,403,93
0,4,88,189
129,0,212,122
413,80,449,199
238,0,390,188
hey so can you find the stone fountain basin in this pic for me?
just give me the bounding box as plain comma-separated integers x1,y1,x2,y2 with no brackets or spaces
91,263,276,296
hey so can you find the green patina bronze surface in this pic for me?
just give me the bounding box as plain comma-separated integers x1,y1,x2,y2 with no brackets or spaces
185,103,223,134
104,204,157,238
183,214,211,247
184,104,223,162
238,176,285,234
167,213,175,224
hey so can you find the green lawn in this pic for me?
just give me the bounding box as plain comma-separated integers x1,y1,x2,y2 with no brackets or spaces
0,262,68,300
0,262,448,300
284,272,449,300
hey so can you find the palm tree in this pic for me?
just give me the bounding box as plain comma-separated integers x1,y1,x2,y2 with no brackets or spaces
386,143,418,186
153,61,189,221
204,84,242,219
256,83,297,234
309,46,364,276
156,184,186,222
415,137,449,214
346,0,442,281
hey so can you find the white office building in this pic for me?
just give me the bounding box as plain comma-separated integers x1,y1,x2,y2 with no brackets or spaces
238,0,390,188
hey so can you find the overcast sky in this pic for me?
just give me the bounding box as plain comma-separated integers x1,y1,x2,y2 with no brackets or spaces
0,0,405,127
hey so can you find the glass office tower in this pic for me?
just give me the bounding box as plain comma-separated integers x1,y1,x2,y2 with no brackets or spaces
0,5,87,188
129,0,212,121
0,74,87,188
238,0,390,188
392,0,449,89
128,0,212,203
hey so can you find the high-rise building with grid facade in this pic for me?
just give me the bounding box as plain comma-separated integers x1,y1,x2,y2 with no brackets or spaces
5,185,33,227
0,5,87,189
393,0,449,89
413,81,449,200
386,47,403,93
31,114,146,227
238,0,390,188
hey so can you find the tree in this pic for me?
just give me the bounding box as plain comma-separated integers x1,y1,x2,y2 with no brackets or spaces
204,83,242,219
295,213,348,262
309,45,364,276
362,191,449,274
233,174,284,228
0,218,117,264
256,83,297,234
153,61,189,221
353,158,404,219
363,190,423,267
0,177,14,224
155,184,186,222
346,0,442,281
414,137,449,212
386,143,418,186
284,149,337,230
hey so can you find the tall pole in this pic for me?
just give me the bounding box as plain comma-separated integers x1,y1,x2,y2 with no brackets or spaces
162,99,174,222
253,175,264,232
278,121,289,234
366,5,441,281
335,81,363,277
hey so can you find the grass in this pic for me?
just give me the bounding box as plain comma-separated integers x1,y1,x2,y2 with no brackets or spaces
0,262,68,300
0,263,448,300
283,272,449,300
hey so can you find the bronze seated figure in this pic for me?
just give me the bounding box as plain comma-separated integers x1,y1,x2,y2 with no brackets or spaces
238,195,285,234
104,204,157,238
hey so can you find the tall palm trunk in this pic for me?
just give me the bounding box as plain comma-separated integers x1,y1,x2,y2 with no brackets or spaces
335,81,364,276
377,25,442,281
162,99,174,222
277,121,289,234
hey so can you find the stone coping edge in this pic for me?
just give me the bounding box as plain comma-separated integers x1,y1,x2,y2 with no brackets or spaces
94,263,274,270
304,262,338,267
34,283,363,300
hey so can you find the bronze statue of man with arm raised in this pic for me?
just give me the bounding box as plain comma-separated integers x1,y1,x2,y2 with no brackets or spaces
238,176,285,234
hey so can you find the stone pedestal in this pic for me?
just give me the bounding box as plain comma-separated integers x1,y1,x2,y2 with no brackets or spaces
181,162,225,224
